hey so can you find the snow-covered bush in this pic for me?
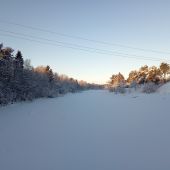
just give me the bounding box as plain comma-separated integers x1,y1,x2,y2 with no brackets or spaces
142,82,158,93
109,84,126,94
129,81,138,89
115,86,126,94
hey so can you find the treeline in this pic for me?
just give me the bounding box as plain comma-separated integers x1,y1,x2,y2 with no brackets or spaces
108,63,170,93
0,44,101,105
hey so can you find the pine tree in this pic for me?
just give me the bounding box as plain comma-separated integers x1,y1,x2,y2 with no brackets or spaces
160,62,170,80
15,51,24,70
110,72,125,86
13,51,24,100
45,65,54,83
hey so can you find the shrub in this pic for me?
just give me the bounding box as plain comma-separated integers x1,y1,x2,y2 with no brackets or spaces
109,84,126,94
142,82,158,93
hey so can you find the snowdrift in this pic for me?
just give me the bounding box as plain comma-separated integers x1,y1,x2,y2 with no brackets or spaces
157,82,170,94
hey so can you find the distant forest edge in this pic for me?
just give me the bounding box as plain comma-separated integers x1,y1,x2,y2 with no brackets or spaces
0,43,101,105
108,62,170,93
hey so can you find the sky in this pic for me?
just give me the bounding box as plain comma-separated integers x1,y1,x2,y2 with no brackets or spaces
0,0,170,84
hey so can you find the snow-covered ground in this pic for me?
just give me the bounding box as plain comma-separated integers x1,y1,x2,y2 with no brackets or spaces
0,90,170,170
158,82,170,94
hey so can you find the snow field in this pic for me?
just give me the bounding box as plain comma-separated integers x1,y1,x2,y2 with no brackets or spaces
0,90,170,170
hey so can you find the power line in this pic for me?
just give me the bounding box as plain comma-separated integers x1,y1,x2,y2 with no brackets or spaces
0,32,169,62
1,28,169,61
0,29,167,61
0,29,129,54
0,20,170,55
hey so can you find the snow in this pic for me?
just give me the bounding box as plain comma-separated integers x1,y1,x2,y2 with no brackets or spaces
0,90,170,170
158,82,170,94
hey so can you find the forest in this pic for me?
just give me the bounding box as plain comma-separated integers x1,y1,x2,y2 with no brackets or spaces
0,44,100,105
108,62,170,93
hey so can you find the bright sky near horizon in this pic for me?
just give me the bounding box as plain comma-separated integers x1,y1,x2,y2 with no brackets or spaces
0,0,170,84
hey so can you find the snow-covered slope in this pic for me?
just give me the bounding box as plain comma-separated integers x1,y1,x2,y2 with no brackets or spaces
158,82,170,94
0,90,170,170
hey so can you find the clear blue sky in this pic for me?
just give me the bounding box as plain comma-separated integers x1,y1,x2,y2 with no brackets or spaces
0,0,170,84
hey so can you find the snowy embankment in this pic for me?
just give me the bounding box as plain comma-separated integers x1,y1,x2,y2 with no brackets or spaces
0,90,170,170
157,82,170,94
